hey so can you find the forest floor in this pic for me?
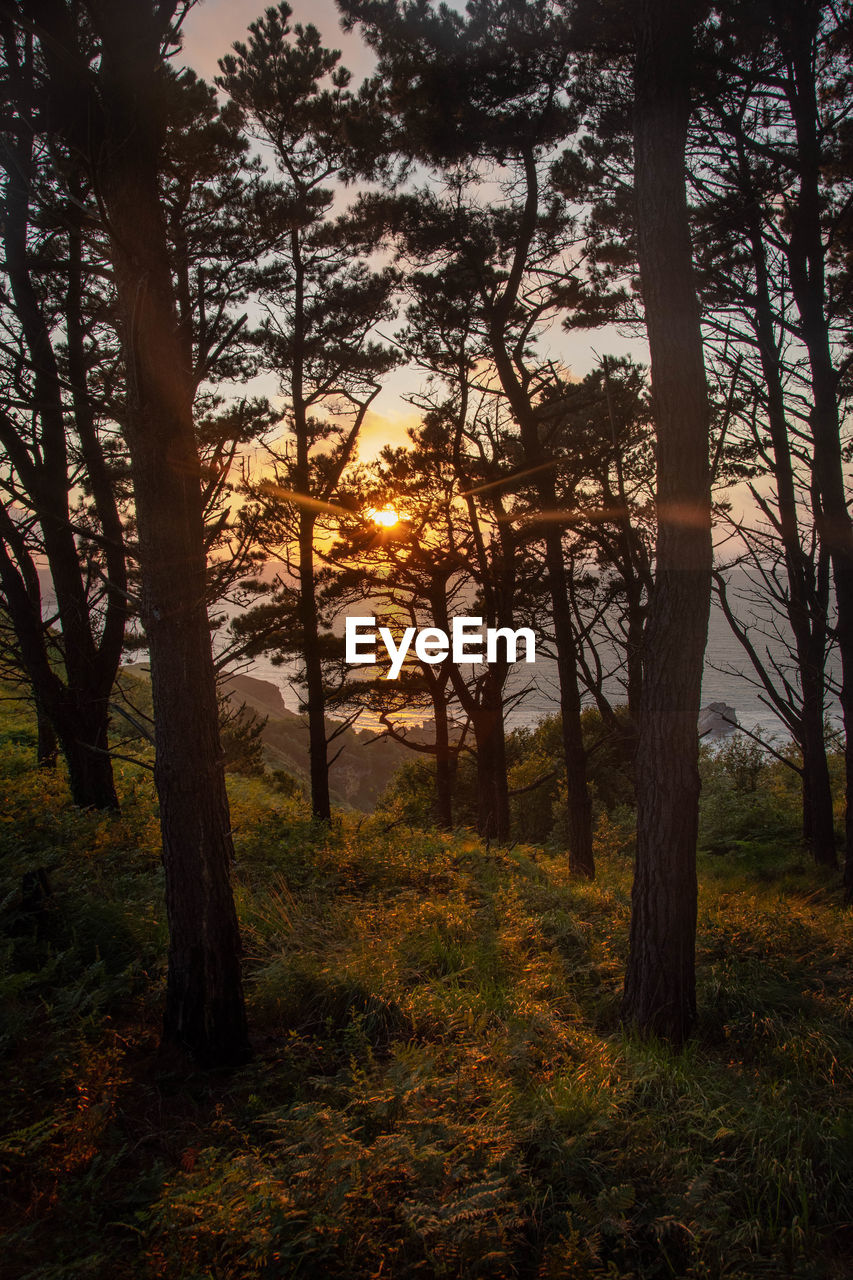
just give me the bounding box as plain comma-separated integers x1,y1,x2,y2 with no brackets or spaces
2,688,853,1279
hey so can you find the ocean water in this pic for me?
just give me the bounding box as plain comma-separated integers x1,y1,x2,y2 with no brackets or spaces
243,585,840,743
101,560,836,744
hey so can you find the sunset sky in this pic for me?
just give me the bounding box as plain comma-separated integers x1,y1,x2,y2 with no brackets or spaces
178,0,649,462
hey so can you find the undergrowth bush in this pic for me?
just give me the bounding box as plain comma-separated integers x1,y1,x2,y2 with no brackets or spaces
697,732,844,857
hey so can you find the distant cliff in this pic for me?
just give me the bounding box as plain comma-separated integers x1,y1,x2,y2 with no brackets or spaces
221,673,412,812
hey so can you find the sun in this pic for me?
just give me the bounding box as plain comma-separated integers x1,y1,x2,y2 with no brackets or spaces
368,506,399,528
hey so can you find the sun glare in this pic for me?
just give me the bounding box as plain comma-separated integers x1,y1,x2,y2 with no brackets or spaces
368,506,399,528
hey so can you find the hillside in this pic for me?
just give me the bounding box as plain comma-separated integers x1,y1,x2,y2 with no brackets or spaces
2,688,852,1278
122,665,415,812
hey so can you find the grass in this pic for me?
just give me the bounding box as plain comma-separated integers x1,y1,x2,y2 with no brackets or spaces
2,688,853,1278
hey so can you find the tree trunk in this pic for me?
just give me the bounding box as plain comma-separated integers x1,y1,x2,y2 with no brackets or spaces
36,702,58,770
489,405,595,874
486,354,596,872
543,524,595,876
625,595,645,728
435,753,454,831
0,526,118,808
299,511,332,823
431,583,510,841
776,5,851,890
801,708,835,857
622,0,712,1044
88,2,249,1064
472,685,510,842
53,698,118,809
744,197,836,866
432,679,454,830
485,143,595,878
0,103,122,809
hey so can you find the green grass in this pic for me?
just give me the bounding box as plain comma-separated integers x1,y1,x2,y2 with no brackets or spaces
2,686,852,1278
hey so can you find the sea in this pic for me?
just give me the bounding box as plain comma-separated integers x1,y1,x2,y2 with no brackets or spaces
239,572,841,743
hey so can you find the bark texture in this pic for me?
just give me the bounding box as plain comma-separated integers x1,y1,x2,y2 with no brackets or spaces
78,0,249,1064
299,511,332,823
622,0,712,1043
473,672,511,843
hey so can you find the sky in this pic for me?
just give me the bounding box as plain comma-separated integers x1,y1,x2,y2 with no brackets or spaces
180,0,377,83
176,0,769,717
178,0,649,459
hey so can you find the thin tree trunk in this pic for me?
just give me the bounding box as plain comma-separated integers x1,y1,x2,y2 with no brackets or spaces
777,5,852,892
299,511,332,823
472,682,510,842
622,0,712,1044
0,514,119,808
543,524,595,876
36,702,58,769
484,143,595,877
288,197,332,824
0,103,122,809
487,357,595,873
743,196,836,866
432,678,454,830
432,584,510,841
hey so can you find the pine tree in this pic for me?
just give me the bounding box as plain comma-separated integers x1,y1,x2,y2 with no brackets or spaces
218,4,397,822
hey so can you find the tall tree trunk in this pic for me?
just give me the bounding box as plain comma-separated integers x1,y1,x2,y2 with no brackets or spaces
622,0,712,1044
0,103,122,809
289,200,332,824
776,4,851,892
744,197,836,866
543,524,595,876
299,511,332,823
489,341,595,872
485,144,595,878
82,1,249,1064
